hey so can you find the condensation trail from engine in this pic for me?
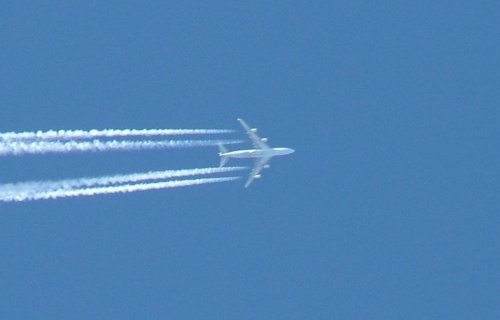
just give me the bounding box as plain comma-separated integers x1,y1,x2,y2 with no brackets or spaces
0,177,240,202
0,139,243,156
0,166,247,198
0,128,234,141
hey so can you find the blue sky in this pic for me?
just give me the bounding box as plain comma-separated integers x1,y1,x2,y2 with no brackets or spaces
0,1,499,319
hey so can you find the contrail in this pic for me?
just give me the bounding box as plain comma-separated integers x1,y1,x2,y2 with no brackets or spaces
0,128,234,141
0,167,247,197
0,139,243,156
0,177,240,202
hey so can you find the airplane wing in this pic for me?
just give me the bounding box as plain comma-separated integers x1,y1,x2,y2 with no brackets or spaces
237,118,270,150
244,156,271,187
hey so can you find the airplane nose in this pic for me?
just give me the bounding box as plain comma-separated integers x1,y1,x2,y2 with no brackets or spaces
289,148,295,154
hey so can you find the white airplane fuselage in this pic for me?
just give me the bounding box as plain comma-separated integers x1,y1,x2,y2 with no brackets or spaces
221,147,294,159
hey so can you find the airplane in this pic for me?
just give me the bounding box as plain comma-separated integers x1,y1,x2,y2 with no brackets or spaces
218,118,295,187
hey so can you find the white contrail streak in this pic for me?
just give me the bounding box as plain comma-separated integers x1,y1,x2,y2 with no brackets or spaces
0,167,247,196
0,128,234,141
0,139,242,156
0,177,240,202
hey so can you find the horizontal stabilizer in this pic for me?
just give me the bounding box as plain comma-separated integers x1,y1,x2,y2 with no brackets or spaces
218,144,229,167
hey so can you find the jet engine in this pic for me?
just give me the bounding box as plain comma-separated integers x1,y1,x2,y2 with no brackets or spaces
263,164,270,169
254,174,261,179
261,138,268,142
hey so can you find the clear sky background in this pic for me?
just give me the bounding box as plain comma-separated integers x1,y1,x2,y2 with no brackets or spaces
0,1,498,319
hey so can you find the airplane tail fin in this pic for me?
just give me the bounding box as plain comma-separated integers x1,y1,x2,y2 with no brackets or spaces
218,144,229,167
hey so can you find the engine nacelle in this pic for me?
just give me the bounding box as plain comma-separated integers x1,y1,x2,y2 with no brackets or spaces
261,138,268,142
254,174,261,179
263,164,270,169
251,128,257,132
